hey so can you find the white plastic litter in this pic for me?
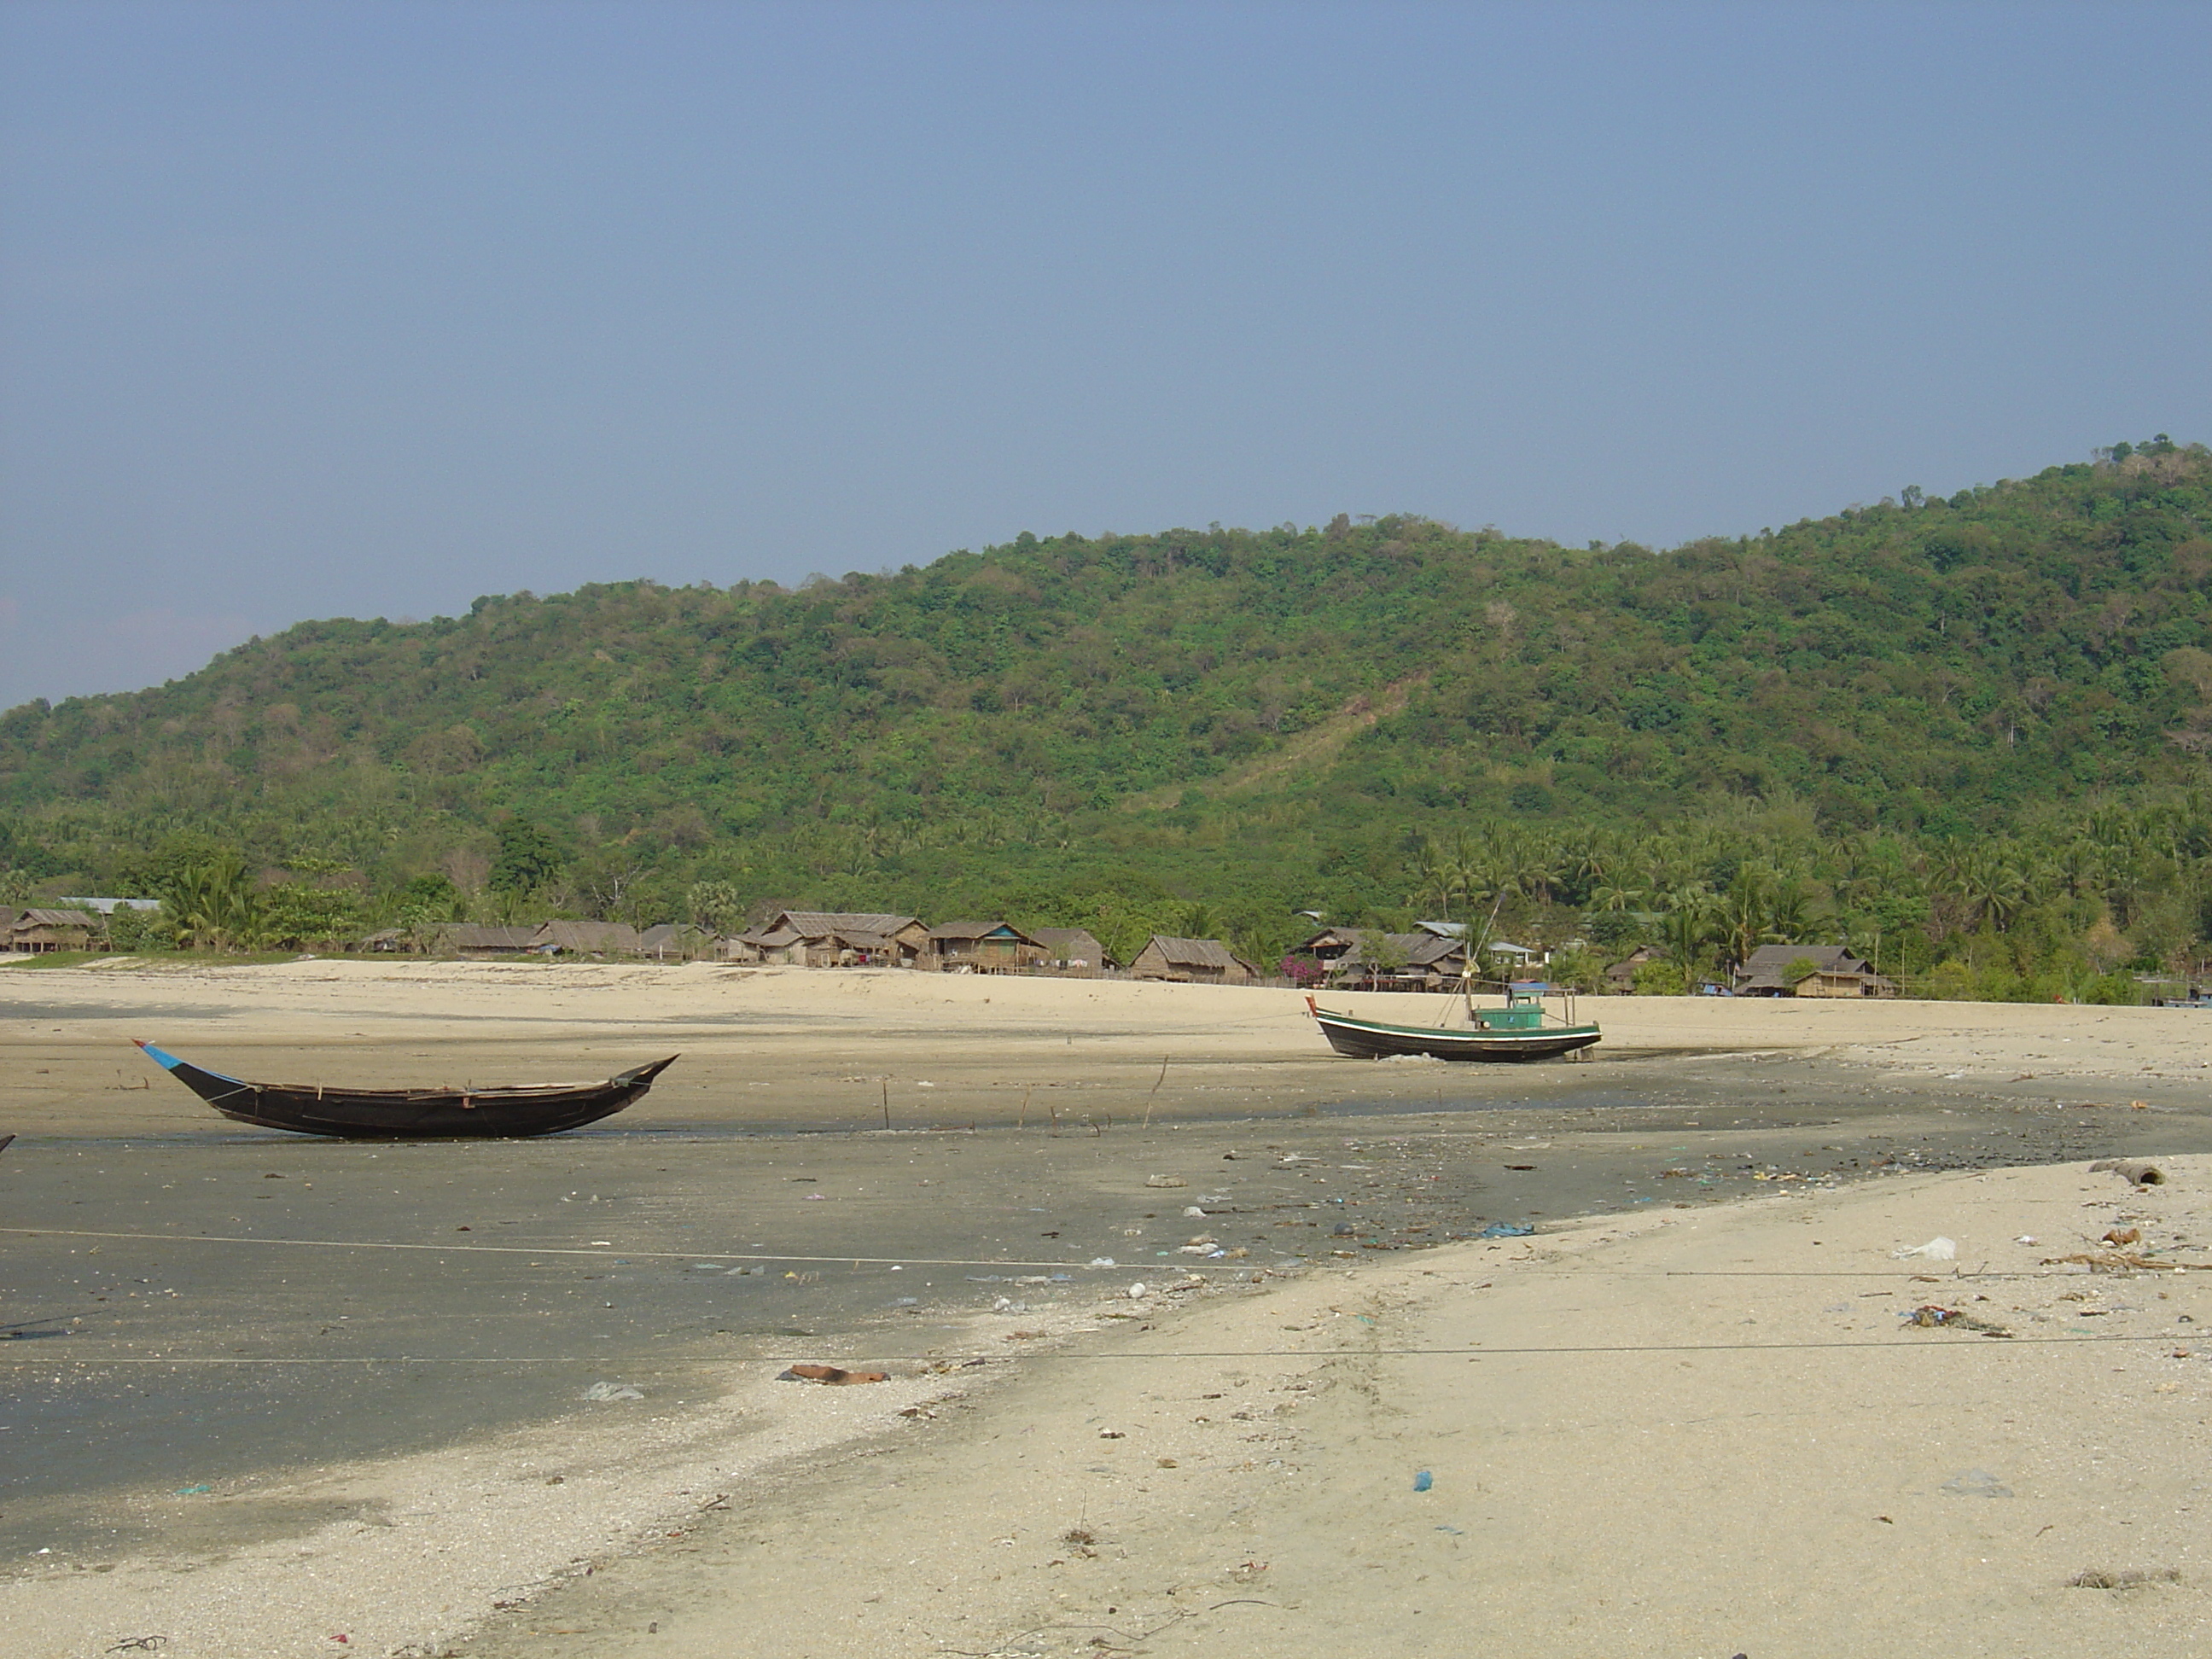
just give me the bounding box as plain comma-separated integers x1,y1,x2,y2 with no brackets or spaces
1126,1282,1149,1299
2014,1234,2039,1246
1892,1237,1958,1260
1088,1256,1116,1268
581,1381,644,1401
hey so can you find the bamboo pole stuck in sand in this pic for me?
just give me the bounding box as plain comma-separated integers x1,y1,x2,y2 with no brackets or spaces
1143,1055,1169,1128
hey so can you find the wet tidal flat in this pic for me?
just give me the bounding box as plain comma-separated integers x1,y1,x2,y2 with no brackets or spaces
3,1025,2209,1567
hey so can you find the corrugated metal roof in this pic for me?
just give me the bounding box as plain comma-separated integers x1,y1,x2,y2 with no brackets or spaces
927,921,1038,943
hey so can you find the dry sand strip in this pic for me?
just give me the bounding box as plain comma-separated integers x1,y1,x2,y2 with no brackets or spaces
12,956,2212,1083
3,1156,2208,1659
451,1155,2212,1659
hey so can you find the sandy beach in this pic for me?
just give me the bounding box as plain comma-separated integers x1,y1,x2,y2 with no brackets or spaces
466,1153,2212,1659
4,960,2210,1656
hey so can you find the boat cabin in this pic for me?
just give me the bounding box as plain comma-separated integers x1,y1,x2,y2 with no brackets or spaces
1469,982,1552,1030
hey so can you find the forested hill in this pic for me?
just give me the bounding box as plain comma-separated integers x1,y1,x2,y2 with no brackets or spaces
3,439,2210,950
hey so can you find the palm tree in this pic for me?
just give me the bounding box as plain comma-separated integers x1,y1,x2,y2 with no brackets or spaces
1716,866,1774,975
1408,835,1469,925
1660,886,1715,980
1590,880,1650,917
1936,842,2032,934
166,855,259,952
1766,876,1819,943
1556,826,1620,905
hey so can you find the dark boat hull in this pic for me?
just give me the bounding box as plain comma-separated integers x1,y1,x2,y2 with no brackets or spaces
1309,1007,1601,1062
135,1042,677,1138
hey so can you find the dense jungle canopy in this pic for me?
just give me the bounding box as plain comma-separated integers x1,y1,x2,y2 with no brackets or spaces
4,437,2212,992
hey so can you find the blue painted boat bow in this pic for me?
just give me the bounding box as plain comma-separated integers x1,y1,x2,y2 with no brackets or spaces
134,1039,244,1084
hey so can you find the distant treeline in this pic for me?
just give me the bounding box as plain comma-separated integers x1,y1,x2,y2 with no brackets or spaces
3,438,2211,996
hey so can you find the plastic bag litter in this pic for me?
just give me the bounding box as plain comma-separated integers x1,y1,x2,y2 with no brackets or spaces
581,1382,644,1401
1478,1223,1536,1239
1892,1237,1957,1260
1939,1468,2011,1498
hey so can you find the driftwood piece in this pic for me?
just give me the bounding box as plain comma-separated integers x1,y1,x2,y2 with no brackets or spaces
776,1363,890,1385
2040,1250,2211,1272
2088,1159,2167,1185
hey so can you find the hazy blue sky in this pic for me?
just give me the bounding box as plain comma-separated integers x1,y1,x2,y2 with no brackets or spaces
3,1,2209,710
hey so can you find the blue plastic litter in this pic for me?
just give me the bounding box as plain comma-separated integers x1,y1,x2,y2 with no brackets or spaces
1412,1470,1433,1492
1478,1223,1535,1238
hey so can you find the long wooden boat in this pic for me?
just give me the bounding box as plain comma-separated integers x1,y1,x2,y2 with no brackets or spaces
134,1040,677,1138
1306,982,1600,1062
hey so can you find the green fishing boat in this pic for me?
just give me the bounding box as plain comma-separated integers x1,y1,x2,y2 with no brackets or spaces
1307,980,1600,1062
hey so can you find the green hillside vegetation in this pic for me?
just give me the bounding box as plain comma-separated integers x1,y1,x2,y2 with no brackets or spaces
4,436,2212,994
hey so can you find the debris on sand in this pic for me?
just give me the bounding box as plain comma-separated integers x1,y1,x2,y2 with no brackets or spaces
776,1363,889,1385
1900,1305,2011,1336
1891,1237,1957,1260
2068,1567,2181,1589
2041,1249,2206,1272
2089,1159,2167,1186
